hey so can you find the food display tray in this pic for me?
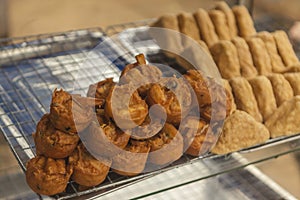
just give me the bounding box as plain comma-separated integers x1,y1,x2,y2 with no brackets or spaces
1,17,300,199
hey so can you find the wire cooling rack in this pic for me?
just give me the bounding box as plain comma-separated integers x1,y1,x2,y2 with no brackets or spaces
1,16,300,199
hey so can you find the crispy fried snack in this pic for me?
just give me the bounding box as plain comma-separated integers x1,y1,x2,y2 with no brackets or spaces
87,78,116,100
230,77,263,122
181,117,214,156
112,140,150,176
146,77,192,125
69,144,111,187
26,156,72,195
248,76,277,121
272,30,299,66
265,96,300,138
210,40,241,79
214,1,238,38
34,114,79,158
177,12,201,47
208,10,231,40
105,84,148,129
184,70,233,121
267,74,294,107
151,14,183,58
211,110,269,154
148,123,183,165
246,37,272,75
231,37,258,78
49,89,94,134
284,72,300,95
83,119,130,158
120,54,162,97
232,5,256,37
194,8,219,47
256,31,286,73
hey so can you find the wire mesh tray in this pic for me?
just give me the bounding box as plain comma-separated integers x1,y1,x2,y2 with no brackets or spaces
1,18,300,199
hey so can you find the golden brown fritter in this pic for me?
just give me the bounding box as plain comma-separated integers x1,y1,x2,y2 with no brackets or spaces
87,78,116,100
105,84,148,129
49,89,93,134
69,144,111,187
34,114,79,158
26,156,72,195
148,123,183,165
112,140,150,176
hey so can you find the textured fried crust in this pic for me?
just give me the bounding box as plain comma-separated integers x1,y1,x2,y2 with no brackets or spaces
69,144,111,187
230,77,263,122
211,110,269,154
194,8,219,47
232,5,256,37
146,77,192,125
148,123,183,165
105,84,148,129
177,12,201,47
26,156,72,195
49,89,93,133
284,72,300,95
210,40,241,79
208,10,231,40
272,30,299,66
83,120,130,158
231,37,258,78
34,114,79,158
87,78,116,100
246,37,272,75
248,76,277,121
221,79,236,114
112,140,150,176
265,96,300,138
181,117,214,156
214,1,238,38
256,31,286,73
267,74,294,107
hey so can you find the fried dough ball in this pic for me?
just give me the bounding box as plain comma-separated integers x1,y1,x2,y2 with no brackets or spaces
26,156,72,196
148,123,183,165
82,117,130,158
120,55,162,97
87,78,116,100
112,140,150,176
34,114,79,158
49,89,94,134
69,144,111,187
146,77,192,125
184,70,232,121
181,117,215,156
105,84,148,129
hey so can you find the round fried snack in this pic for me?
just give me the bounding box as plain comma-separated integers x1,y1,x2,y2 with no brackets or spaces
87,78,116,100
69,144,111,187
148,123,183,165
26,156,72,196
50,89,94,134
147,77,192,125
181,117,215,156
34,114,79,158
184,70,232,121
112,140,150,176
105,84,148,129
82,118,130,158
184,70,211,107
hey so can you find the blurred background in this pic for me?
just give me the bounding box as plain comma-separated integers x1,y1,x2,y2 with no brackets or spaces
0,0,298,38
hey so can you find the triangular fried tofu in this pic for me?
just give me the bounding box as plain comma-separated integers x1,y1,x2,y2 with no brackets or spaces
211,110,270,154
265,96,300,138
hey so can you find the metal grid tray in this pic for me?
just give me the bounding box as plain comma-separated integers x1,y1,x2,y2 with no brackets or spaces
1,17,300,199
